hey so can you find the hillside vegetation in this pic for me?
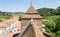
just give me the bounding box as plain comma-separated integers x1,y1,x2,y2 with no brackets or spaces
37,7,60,37
37,7,60,16
43,16,60,37
0,11,24,21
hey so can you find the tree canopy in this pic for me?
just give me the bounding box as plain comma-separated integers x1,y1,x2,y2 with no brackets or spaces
37,7,60,16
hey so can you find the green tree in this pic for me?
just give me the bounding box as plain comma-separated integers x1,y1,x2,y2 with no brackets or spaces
56,7,60,15
37,8,55,16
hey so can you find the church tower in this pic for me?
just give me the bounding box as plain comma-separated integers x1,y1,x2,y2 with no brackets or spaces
21,3,42,27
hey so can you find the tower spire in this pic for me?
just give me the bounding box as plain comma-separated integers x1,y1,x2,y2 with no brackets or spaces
30,2,32,6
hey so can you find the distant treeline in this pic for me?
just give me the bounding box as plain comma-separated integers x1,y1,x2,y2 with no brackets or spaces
37,7,60,16
0,11,24,16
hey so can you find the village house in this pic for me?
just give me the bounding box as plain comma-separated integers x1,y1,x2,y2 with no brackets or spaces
0,15,21,37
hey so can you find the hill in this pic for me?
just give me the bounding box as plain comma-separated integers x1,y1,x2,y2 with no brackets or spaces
37,7,60,16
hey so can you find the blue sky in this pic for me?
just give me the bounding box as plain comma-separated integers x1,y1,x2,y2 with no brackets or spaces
0,0,60,12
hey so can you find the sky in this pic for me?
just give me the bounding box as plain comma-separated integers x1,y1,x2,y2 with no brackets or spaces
0,0,60,12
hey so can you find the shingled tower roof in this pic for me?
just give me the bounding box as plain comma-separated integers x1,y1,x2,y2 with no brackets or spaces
26,4,38,13
22,3,42,19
